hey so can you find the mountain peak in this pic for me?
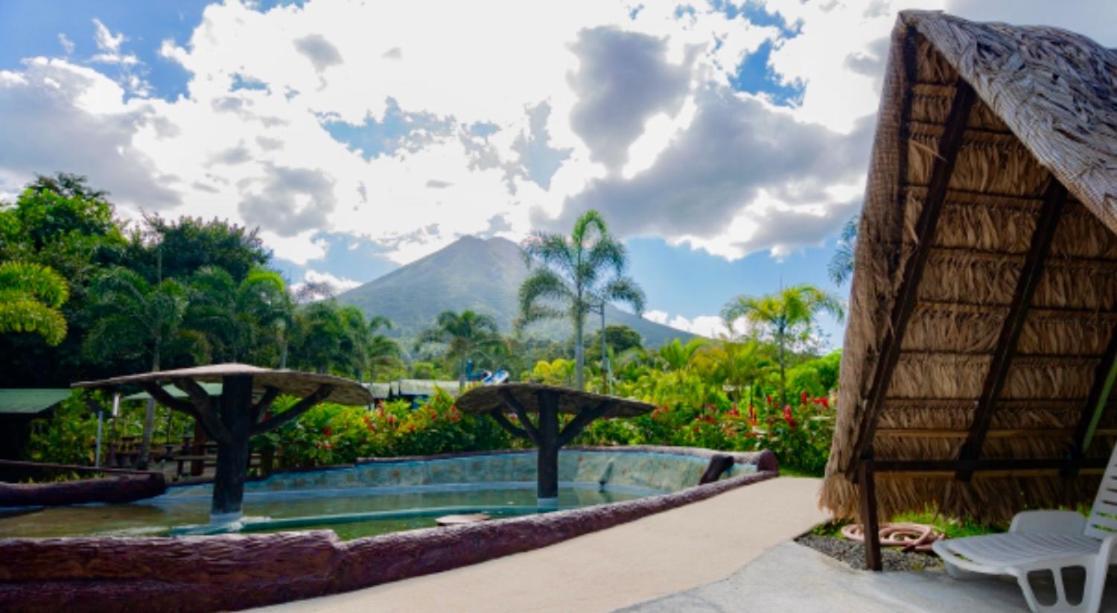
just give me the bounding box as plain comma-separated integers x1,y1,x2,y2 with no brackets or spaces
337,234,692,346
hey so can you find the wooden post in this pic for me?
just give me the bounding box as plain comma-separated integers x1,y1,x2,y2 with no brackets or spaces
536,391,560,505
210,375,255,518
191,420,206,477
859,458,883,571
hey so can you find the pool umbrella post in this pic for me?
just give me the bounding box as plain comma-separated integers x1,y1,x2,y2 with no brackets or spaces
458,383,651,507
74,364,370,523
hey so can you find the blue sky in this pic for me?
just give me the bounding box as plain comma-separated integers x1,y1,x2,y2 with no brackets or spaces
1,0,1112,344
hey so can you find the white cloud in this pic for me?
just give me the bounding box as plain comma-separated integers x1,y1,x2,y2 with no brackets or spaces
58,34,75,55
304,269,360,292
1,0,1113,271
644,309,747,339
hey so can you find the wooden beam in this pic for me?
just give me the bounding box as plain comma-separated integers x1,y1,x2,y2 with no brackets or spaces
251,386,281,423
956,180,1068,481
138,381,231,445
1065,329,1117,476
489,409,533,442
252,384,333,435
557,400,614,446
846,78,977,478
497,388,540,442
859,459,882,571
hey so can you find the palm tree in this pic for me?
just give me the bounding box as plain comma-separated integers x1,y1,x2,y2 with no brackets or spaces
365,315,401,381
519,210,645,390
0,261,69,346
84,267,197,467
722,284,844,406
416,310,504,390
828,217,858,286
186,266,292,364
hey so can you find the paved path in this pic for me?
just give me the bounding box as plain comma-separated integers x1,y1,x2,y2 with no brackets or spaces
625,540,1117,612
265,477,825,613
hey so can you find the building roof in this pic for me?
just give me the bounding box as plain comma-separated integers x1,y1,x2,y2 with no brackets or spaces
73,363,372,406
457,383,653,418
0,389,71,416
822,11,1117,522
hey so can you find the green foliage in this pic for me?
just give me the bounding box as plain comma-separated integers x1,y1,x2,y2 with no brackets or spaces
829,216,858,286
83,267,196,370
288,300,401,378
415,310,505,384
519,209,645,389
26,392,98,466
0,261,70,345
522,358,575,386
586,324,643,355
723,284,844,405
186,266,291,364
130,215,270,282
259,390,513,468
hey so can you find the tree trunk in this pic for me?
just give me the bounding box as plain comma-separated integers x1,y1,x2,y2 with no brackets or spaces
459,358,466,392
573,313,585,391
777,325,787,407
211,375,255,519
137,350,160,469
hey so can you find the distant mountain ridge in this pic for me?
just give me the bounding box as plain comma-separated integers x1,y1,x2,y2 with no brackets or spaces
336,236,694,347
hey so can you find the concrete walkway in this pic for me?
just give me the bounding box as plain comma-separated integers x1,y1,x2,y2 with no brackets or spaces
626,541,1117,612
265,477,825,613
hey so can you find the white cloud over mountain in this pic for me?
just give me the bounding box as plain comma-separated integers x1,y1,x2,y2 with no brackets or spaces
0,0,1113,272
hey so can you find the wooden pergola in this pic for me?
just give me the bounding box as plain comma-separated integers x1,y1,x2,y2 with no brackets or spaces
457,383,653,504
74,363,371,519
822,12,1117,570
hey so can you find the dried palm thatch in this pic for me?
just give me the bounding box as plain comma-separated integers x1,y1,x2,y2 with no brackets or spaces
822,11,1117,523
73,363,372,406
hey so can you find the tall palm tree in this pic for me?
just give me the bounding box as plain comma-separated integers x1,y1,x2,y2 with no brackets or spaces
0,261,69,346
365,315,401,381
416,310,504,390
828,217,858,286
186,266,292,364
518,210,645,390
84,267,197,467
722,284,843,406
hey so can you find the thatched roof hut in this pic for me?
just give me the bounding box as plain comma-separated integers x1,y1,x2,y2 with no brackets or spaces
822,10,1117,526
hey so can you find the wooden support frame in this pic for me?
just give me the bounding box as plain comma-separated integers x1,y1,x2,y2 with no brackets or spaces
1065,330,1117,476
860,459,882,571
955,180,1068,481
846,78,977,478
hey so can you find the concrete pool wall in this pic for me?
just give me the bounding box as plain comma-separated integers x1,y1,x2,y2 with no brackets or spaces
161,446,759,502
0,446,778,612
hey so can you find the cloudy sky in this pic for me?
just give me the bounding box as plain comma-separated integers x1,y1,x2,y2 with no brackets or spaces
1,0,1113,343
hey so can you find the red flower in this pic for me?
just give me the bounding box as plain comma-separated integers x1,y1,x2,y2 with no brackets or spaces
322,426,333,437
820,396,830,409
800,391,808,406
748,404,757,425
728,403,740,418
765,395,773,407
782,405,797,429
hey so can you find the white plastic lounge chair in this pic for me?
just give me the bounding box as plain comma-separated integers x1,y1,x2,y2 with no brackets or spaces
933,447,1117,612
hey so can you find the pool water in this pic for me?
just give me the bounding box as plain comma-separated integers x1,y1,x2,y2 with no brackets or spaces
0,485,646,540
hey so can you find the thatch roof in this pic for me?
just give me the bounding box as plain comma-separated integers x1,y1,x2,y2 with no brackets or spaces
823,11,1117,522
73,363,372,406
457,383,653,418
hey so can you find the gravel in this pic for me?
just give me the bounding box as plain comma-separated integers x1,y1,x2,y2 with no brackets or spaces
795,534,944,572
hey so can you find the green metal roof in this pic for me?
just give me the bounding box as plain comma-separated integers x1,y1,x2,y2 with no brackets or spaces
123,382,224,402
0,389,72,415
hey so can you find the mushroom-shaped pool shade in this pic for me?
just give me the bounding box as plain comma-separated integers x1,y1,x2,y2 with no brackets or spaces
74,363,371,520
457,383,654,505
